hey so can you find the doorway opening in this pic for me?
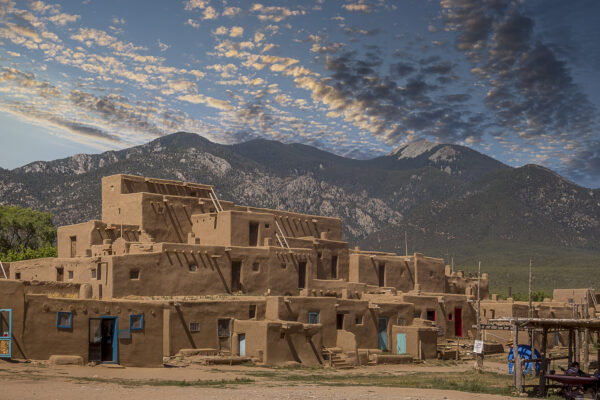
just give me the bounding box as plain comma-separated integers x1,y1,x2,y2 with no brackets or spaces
89,317,117,363
378,263,385,287
249,222,259,246
298,261,306,289
454,308,463,337
231,261,242,292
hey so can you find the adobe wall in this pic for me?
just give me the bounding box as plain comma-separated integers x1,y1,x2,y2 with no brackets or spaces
349,253,415,291
553,289,594,306
0,280,26,359
110,245,315,298
22,294,164,366
391,325,438,360
165,298,266,355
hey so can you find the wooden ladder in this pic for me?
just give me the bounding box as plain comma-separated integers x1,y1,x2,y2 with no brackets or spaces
208,187,224,213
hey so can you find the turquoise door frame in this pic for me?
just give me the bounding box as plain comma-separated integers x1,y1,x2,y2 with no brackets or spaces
100,316,118,364
377,317,388,351
239,334,246,356
0,309,11,358
396,333,406,355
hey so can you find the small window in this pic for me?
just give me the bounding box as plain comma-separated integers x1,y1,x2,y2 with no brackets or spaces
189,264,198,272
426,310,436,322
129,314,144,331
265,223,270,228
97,264,102,281
397,318,406,326
317,251,322,259
15,272,21,280
307,311,319,324
413,310,421,318
68,271,74,280
280,330,285,339
252,262,260,272
91,269,96,279
57,312,72,329
483,309,487,317
281,263,286,269
130,269,140,279
448,313,453,321
355,314,363,325
190,322,200,332
217,319,231,337
249,305,256,318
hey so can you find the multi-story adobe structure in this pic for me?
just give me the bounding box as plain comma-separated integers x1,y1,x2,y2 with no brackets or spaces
0,174,592,367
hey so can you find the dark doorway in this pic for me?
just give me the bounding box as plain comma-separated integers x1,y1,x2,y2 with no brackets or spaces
56,267,64,282
336,313,344,330
249,222,259,246
231,261,242,292
298,261,306,289
426,310,436,321
454,308,463,337
217,319,231,352
378,263,385,287
331,255,338,279
378,317,388,351
89,317,117,363
70,236,76,257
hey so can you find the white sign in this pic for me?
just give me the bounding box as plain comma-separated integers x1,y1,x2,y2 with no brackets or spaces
473,340,484,354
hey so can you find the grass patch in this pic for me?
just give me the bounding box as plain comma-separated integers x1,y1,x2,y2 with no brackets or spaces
72,376,254,388
258,369,534,397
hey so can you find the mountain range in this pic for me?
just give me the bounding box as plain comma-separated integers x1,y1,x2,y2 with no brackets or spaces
1,132,599,294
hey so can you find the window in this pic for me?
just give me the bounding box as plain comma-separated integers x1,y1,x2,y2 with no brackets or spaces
189,264,198,272
56,312,72,329
265,223,270,228
307,312,319,324
249,305,256,319
336,313,344,330
91,269,96,279
130,269,140,279
97,264,102,281
426,310,436,322
252,262,260,272
129,315,144,331
355,314,363,325
448,313,453,321
281,263,286,269
68,271,74,280
378,263,385,287
56,267,64,282
15,272,21,280
190,322,200,332
397,318,406,326
280,330,285,339
217,319,231,337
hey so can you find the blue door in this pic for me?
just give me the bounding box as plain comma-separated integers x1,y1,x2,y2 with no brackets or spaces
239,334,246,356
396,333,406,355
378,317,388,351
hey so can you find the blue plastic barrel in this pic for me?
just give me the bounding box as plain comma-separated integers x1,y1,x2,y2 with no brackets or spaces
508,344,541,375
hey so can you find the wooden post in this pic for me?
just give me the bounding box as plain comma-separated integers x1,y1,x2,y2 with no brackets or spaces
538,328,548,396
568,329,573,367
583,294,590,372
456,337,460,360
476,261,483,370
514,322,522,392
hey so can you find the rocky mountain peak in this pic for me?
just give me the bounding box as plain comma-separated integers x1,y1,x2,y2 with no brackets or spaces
389,140,439,159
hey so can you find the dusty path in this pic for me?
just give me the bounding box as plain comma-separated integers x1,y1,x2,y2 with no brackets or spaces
0,360,516,400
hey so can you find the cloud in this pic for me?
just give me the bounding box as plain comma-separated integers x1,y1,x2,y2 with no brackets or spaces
229,26,243,38
202,6,217,20
441,0,599,182
185,18,200,28
157,39,169,52
250,4,305,22
222,7,241,17
177,93,234,110
342,2,373,14
47,12,80,26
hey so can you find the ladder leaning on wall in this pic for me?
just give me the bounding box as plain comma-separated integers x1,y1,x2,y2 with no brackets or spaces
0,261,6,279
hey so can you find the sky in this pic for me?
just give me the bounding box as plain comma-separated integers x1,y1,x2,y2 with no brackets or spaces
0,0,599,187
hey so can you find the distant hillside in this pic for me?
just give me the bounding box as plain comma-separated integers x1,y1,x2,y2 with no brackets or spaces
1,131,599,294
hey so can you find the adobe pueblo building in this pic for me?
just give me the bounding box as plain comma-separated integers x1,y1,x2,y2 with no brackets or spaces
0,174,593,367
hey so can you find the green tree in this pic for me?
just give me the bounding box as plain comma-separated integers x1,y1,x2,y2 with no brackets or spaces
0,204,56,253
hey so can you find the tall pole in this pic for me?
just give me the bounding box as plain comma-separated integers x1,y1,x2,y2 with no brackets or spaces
528,259,534,354
405,231,408,257
476,261,483,369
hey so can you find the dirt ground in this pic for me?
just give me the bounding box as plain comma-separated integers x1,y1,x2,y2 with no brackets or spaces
0,359,523,400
